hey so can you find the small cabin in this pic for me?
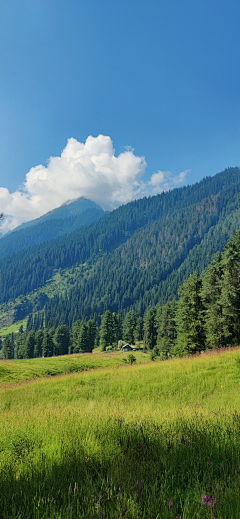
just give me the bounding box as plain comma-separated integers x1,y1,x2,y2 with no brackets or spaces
122,343,136,353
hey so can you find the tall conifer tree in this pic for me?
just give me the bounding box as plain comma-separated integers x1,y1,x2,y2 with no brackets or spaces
25,330,35,358
175,272,205,355
123,310,137,344
42,330,54,357
100,310,114,351
201,252,224,348
2,335,13,359
144,307,157,350
157,300,177,358
221,231,240,345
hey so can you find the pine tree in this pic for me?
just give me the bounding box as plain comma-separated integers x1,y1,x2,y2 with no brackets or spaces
77,323,89,353
54,325,70,356
123,310,137,344
221,231,240,345
112,313,122,345
175,272,205,356
157,300,177,358
201,252,224,348
34,330,44,357
15,332,27,359
25,330,35,358
144,306,157,350
87,320,97,352
26,313,33,331
42,330,54,357
100,311,114,351
2,336,13,359
134,315,143,343
72,320,83,353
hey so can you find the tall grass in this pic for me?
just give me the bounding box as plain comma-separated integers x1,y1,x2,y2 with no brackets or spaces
1,349,240,518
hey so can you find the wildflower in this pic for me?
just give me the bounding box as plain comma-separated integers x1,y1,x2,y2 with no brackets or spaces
202,495,210,505
169,501,174,507
202,495,216,508
207,461,211,466
181,435,185,444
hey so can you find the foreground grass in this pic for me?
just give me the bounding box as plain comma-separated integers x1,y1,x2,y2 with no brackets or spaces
1,349,240,518
0,351,149,385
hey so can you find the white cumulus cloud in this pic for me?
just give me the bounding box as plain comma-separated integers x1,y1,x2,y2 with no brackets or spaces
149,168,190,195
0,135,189,233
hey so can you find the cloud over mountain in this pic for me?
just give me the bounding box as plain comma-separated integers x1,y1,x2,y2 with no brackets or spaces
0,135,189,233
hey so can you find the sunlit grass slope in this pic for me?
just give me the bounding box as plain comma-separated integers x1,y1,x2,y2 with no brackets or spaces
0,320,27,336
1,349,240,518
0,351,149,385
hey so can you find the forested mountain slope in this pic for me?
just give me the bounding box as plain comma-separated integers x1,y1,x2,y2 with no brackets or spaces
0,198,104,258
43,188,240,327
1,167,240,326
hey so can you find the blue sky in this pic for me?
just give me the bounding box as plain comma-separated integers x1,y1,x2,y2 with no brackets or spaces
0,0,240,229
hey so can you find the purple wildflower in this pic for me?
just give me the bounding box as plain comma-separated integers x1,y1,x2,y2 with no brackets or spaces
207,461,211,466
202,495,216,508
169,501,174,507
202,495,210,505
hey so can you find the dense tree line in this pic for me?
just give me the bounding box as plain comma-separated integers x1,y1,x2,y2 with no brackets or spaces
1,319,99,360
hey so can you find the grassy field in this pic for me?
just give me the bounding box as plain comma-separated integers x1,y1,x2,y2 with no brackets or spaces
0,351,149,385
1,349,240,518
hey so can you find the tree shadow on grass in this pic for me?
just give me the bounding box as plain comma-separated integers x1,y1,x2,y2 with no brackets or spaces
1,415,240,518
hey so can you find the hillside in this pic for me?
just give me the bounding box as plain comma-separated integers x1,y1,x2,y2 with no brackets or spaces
1,167,240,327
0,198,104,258
1,348,240,517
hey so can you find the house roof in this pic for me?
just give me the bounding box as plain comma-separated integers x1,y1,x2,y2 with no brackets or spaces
122,343,135,350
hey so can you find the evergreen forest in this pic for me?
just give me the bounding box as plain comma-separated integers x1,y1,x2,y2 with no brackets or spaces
2,223,240,360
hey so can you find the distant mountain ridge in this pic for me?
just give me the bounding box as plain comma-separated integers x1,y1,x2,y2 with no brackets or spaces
0,198,104,258
13,197,102,232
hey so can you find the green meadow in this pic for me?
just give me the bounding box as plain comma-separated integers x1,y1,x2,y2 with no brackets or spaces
0,350,148,385
1,349,240,518
0,320,27,337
